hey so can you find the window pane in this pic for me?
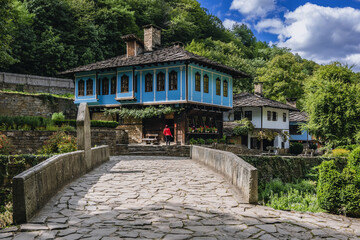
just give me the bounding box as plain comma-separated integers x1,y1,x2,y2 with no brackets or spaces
290,125,302,135
195,72,201,92
283,113,286,122
102,78,109,95
204,75,209,93
96,78,100,96
272,112,277,121
134,74,138,92
121,75,129,93
223,80,228,97
169,71,177,90
111,77,116,94
86,79,93,96
157,72,165,91
78,79,84,96
267,111,271,121
145,73,153,92
216,78,221,96
245,111,252,120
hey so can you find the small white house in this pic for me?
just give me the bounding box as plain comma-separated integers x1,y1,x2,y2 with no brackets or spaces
223,83,298,150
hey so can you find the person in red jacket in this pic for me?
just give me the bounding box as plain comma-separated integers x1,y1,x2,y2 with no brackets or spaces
163,125,173,146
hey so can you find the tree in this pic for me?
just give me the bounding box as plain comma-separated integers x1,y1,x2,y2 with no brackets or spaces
256,53,312,108
0,0,16,68
303,63,360,147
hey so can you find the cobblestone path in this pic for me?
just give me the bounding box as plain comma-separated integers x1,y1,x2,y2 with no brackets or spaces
2,156,360,240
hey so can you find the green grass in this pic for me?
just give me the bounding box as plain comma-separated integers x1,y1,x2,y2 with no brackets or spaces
259,179,325,213
0,89,74,99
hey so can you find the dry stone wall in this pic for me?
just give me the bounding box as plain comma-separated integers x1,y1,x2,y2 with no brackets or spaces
0,92,77,119
2,128,127,155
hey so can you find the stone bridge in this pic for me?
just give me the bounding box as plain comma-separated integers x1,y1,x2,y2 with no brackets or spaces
3,155,360,240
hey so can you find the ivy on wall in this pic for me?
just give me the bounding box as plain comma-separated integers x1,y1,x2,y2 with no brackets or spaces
104,106,180,119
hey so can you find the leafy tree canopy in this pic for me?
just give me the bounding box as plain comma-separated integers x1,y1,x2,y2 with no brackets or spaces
303,63,360,147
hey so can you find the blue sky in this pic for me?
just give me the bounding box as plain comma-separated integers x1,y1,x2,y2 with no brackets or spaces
197,0,360,71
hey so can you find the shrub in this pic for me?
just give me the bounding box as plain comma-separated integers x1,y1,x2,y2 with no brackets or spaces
232,118,254,136
331,148,350,157
52,119,118,128
60,124,76,132
0,134,14,155
90,120,118,128
309,143,317,150
336,144,360,151
218,135,226,144
205,139,213,145
348,147,360,170
317,156,360,217
289,143,304,155
0,116,50,130
51,112,65,121
38,131,77,154
189,138,198,145
197,138,205,145
317,160,343,213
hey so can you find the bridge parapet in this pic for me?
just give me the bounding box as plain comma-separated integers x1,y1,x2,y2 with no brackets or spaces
13,103,110,224
191,145,258,203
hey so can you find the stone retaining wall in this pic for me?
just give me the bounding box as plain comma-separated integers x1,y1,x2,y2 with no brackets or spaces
2,129,127,155
114,144,190,157
240,155,346,183
191,145,258,203
0,72,74,95
0,92,77,119
12,145,110,224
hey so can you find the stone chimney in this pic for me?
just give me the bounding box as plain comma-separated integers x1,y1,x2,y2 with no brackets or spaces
254,82,263,96
121,34,144,57
286,98,297,108
143,24,161,52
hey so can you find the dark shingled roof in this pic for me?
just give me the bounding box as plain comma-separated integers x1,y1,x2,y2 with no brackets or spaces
290,111,308,122
233,92,299,111
60,45,249,78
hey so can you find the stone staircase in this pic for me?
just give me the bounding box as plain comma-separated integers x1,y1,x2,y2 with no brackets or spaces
114,144,190,157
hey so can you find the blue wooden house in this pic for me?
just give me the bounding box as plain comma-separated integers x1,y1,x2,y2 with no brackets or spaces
61,25,248,144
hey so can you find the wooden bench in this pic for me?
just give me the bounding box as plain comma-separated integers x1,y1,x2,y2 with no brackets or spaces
142,134,159,145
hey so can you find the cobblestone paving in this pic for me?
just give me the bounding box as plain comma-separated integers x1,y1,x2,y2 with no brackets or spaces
2,156,360,240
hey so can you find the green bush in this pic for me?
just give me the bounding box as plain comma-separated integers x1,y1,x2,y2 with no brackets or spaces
289,142,304,155
51,112,65,121
90,120,118,128
331,148,350,157
38,131,77,154
336,144,360,151
309,143,317,150
348,147,360,170
0,116,50,130
317,156,360,217
218,135,226,144
317,160,343,213
52,119,118,128
205,139,213,145
197,138,205,145
189,138,198,145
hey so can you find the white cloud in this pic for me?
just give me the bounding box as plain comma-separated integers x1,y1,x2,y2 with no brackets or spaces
223,18,248,30
230,0,276,18
259,3,360,71
255,19,283,34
